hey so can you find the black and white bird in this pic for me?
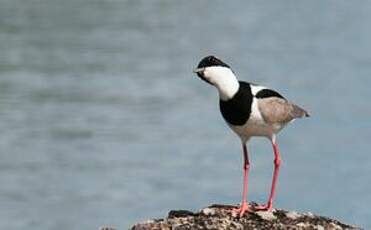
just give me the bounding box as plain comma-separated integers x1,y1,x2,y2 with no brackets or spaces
193,55,309,216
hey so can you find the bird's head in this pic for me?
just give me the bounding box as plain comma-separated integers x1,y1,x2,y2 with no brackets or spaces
193,55,233,86
193,55,239,100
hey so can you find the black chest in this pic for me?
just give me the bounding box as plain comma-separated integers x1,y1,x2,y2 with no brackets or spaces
219,82,253,126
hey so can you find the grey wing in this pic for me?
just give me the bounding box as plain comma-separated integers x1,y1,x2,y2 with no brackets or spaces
258,97,309,124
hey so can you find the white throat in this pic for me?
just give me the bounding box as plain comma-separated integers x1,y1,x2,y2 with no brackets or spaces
204,66,240,100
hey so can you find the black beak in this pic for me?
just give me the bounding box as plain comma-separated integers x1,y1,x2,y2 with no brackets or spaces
193,67,212,85
193,67,205,74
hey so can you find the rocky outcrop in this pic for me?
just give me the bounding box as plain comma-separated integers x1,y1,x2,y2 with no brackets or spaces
130,203,361,230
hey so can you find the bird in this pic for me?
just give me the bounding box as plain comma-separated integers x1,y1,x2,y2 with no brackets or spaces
193,55,309,216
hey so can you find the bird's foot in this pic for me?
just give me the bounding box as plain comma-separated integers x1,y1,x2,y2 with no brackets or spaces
232,202,252,217
252,202,273,211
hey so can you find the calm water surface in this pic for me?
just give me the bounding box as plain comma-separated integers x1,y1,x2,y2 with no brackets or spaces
0,0,371,229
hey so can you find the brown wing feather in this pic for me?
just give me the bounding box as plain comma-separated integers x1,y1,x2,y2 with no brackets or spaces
258,97,309,124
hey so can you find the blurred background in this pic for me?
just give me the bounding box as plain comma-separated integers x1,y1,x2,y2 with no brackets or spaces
1,0,370,229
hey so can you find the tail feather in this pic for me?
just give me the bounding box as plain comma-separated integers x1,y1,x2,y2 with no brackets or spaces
291,104,310,118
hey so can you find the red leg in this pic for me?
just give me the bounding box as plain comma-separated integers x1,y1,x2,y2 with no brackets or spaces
255,140,281,211
233,143,251,216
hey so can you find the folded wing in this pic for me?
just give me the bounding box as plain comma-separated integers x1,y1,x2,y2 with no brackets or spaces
258,97,309,124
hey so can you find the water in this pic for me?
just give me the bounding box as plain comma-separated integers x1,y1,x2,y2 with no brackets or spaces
0,0,370,229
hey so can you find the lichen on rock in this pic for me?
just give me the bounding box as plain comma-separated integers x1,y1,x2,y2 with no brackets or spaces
130,203,361,230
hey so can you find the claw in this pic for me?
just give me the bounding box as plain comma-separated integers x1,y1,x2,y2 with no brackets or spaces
232,203,251,217
253,203,272,211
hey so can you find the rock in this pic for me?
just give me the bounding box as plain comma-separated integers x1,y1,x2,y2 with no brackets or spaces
130,203,362,230
256,210,277,221
98,227,116,230
168,210,196,218
285,211,302,220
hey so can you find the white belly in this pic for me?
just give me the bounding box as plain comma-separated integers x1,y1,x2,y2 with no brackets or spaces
227,98,286,142
228,121,277,142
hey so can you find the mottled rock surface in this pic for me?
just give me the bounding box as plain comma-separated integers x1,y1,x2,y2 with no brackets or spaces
130,204,361,230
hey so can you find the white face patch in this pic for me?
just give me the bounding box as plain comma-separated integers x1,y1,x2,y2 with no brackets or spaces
203,66,239,100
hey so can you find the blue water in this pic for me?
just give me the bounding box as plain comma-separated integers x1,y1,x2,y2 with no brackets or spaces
1,0,370,229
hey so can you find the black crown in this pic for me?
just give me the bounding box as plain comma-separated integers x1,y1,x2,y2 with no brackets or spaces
197,56,230,69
